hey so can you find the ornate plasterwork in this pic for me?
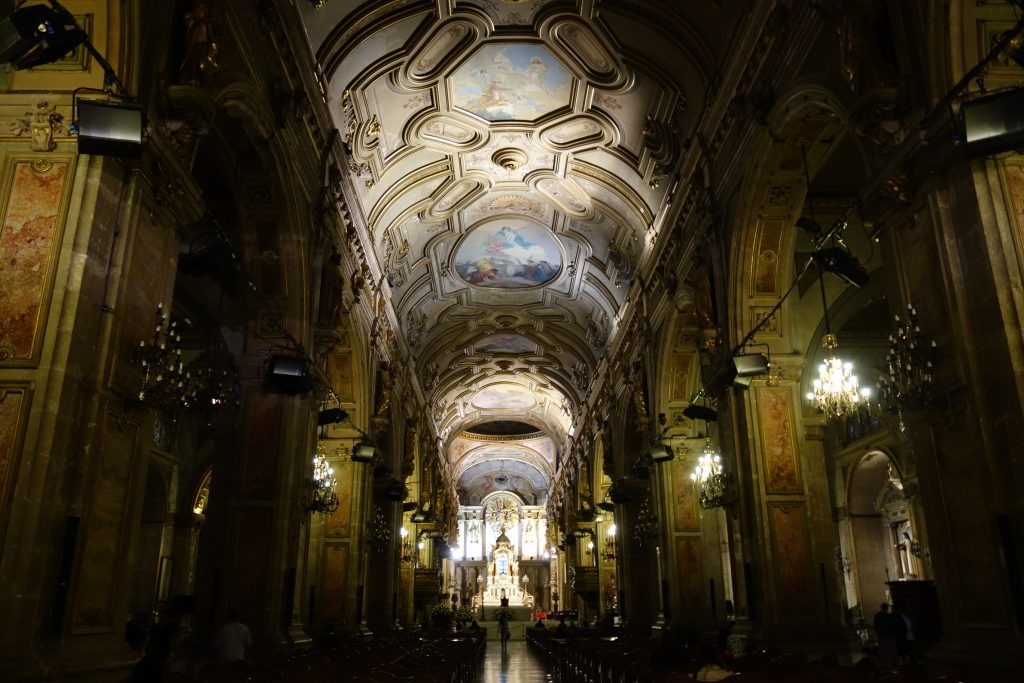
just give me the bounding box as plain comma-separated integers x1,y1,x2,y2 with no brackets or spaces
308,0,741,486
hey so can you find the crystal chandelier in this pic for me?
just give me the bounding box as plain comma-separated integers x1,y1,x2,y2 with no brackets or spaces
307,447,339,514
877,303,938,430
805,269,864,419
690,439,729,509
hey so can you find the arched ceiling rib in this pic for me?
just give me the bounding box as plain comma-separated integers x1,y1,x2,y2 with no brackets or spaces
301,0,751,487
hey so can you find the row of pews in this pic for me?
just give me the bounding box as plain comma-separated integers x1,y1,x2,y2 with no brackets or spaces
165,629,487,682
527,628,952,683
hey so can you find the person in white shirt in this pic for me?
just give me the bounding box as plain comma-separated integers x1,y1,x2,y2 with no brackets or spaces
216,609,252,666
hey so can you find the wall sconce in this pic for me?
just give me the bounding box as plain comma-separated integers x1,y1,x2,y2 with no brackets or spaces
400,527,415,563
603,523,617,561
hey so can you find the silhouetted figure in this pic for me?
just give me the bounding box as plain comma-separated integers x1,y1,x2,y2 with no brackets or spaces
554,615,568,637
873,603,899,669
498,613,511,651
217,608,252,667
130,609,178,682
534,618,546,629
892,602,914,665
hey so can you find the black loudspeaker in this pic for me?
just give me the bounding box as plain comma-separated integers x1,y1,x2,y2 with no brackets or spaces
318,408,349,425
682,404,718,422
733,353,770,389
812,248,869,288
959,89,1024,159
76,99,145,158
267,356,314,395
0,4,85,70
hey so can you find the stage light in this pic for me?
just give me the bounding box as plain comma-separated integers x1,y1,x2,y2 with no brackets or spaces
75,99,144,158
795,217,822,235
0,3,85,70
812,247,869,288
957,88,1024,159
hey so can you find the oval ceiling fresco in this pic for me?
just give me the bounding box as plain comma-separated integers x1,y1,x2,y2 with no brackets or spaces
476,333,538,355
449,43,573,122
454,219,562,288
472,384,536,409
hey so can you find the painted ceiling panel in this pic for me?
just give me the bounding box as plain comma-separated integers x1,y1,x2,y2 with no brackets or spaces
308,0,745,492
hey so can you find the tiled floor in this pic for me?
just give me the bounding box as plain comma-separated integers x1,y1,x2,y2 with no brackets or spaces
476,640,551,682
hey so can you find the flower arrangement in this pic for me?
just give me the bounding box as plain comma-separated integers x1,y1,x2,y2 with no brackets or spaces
431,603,453,618
455,605,475,623
493,606,514,621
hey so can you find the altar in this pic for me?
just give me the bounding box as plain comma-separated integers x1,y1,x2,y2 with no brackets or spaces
475,527,534,608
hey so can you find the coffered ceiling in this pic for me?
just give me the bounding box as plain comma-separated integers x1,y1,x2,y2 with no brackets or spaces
300,0,750,487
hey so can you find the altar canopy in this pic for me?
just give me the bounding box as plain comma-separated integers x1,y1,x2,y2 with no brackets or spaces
477,526,534,608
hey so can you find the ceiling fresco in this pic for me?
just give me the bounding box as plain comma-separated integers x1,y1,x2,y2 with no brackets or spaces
304,0,747,493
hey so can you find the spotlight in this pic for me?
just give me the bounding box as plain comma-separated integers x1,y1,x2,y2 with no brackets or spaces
811,247,869,288
647,445,675,462
318,408,349,426
682,404,718,422
732,353,770,389
75,99,145,158
350,442,376,462
957,88,1024,159
0,3,85,70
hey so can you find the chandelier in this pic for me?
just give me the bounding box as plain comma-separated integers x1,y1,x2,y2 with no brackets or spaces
805,267,864,419
633,495,659,548
131,304,237,413
877,303,938,430
307,446,339,514
690,439,729,509
602,522,617,561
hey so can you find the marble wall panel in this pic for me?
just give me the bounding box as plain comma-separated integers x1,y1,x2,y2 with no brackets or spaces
326,463,353,536
767,502,814,619
755,387,802,493
0,159,71,364
675,535,705,614
237,393,282,500
71,409,139,632
321,542,350,623
0,385,30,544
671,458,699,531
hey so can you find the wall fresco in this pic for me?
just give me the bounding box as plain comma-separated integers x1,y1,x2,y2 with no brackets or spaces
675,536,705,612
768,502,814,619
671,458,699,531
0,160,69,362
756,387,802,493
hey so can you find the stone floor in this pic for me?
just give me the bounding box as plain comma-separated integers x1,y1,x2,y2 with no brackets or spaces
476,640,551,682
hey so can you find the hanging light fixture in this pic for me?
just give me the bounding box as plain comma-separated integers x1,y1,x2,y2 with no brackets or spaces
690,438,729,509
805,269,866,419
877,303,939,430
307,446,340,514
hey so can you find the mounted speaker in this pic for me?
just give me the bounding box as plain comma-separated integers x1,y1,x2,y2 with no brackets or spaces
732,353,770,389
958,89,1024,159
266,356,314,395
76,99,145,158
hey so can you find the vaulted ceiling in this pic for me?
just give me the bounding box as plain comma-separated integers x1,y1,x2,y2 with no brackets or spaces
300,0,751,493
